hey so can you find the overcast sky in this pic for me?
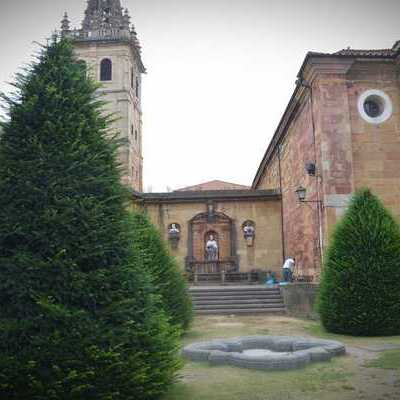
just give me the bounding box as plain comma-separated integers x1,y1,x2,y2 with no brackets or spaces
1,0,399,191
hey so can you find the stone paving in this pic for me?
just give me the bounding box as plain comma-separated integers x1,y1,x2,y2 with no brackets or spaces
182,335,346,371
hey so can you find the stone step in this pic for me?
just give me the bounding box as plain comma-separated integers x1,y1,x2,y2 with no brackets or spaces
194,302,285,310
193,298,284,306
189,285,285,315
195,307,286,315
190,282,260,286
190,289,280,296
191,294,280,301
191,295,282,302
189,285,279,292
190,290,280,296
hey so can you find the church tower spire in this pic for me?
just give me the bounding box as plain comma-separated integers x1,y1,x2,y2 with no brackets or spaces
82,0,124,32
61,12,70,35
63,0,145,191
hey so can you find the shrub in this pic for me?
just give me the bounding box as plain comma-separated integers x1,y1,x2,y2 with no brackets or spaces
130,212,193,331
0,38,181,400
318,188,400,336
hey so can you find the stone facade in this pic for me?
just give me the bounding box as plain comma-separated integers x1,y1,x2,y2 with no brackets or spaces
255,99,321,278
60,2,400,282
254,44,400,279
73,42,144,191
64,0,145,192
280,283,320,319
347,62,400,218
136,190,284,276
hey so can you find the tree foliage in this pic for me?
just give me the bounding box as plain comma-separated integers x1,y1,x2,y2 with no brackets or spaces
0,38,181,399
318,188,400,336
130,212,193,330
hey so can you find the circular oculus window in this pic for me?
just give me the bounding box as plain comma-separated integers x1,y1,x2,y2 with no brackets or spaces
358,89,393,124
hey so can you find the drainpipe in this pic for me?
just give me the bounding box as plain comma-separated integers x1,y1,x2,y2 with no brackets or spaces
309,84,324,266
297,78,324,269
277,144,286,263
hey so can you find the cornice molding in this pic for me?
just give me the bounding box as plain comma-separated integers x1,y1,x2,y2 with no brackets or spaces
133,189,281,204
303,57,354,85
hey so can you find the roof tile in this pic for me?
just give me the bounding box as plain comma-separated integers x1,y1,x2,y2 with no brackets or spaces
176,180,250,192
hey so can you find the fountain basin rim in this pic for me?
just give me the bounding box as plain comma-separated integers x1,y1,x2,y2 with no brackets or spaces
182,335,346,371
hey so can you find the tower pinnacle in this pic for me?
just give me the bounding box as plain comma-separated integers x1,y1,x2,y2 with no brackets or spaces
82,0,124,31
60,12,70,35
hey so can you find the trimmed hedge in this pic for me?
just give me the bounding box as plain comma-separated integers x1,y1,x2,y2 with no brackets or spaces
0,38,181,399
318,188,400,336
130,212,193,330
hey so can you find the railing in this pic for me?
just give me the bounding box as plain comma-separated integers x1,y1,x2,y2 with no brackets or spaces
186,261,260,285
64,28,132,42
188,261,236,274
224,272,260,283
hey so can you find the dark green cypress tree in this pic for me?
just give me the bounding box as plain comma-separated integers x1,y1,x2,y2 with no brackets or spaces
318,188,400,336
131,212,193,331
0,38,181,400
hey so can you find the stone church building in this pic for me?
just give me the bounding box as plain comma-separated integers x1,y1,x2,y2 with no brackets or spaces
64,0,400,282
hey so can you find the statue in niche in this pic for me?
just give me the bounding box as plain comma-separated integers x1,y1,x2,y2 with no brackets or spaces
205,234,219,261
168,223,181,249
169,223,180,234
242,221,256,246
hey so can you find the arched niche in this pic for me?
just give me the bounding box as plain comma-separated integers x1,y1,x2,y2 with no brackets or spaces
186,211,238,272
204,230,219,261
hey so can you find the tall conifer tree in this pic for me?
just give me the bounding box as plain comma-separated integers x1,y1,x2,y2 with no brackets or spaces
0,38,180,400
318,188,400,336
130,212,192,330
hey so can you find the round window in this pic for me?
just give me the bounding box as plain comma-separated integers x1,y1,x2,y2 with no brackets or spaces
358,90,393,124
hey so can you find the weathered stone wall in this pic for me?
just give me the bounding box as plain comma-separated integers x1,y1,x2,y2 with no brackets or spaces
143,199,284,275
280,283,320,319
311,71,355,252
347,62,400,220
74,41,143,191
258,98,321,278
256,57,400,280
259,154,280,190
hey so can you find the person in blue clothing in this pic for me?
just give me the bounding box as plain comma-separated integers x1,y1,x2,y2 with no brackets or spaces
282,257,295,282
265,270,276,285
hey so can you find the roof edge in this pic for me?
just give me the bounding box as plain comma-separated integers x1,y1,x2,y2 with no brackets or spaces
252,47,399,189
133,189,281,203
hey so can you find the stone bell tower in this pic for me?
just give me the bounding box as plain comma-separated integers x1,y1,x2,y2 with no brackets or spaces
61,0,145,192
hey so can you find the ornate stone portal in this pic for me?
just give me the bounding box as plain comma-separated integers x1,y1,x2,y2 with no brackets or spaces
186,208,238,274
134,188,284,278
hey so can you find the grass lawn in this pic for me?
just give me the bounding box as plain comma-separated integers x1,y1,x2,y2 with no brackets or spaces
366,350,400,370
164,315,400,400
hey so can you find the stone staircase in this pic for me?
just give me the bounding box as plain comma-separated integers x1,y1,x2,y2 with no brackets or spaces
189,285,286,315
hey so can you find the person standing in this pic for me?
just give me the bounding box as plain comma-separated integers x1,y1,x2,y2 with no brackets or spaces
282,257,295,282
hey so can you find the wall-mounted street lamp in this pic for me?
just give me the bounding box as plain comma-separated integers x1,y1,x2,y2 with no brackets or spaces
295,186,322,204
295,186,307,202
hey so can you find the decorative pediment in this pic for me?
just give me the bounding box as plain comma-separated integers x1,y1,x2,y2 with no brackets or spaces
191,211,232,224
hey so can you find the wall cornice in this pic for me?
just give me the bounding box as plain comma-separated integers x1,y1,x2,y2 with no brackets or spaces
133,189,281,204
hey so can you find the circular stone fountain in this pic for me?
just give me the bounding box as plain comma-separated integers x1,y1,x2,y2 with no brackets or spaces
182,336,345,370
